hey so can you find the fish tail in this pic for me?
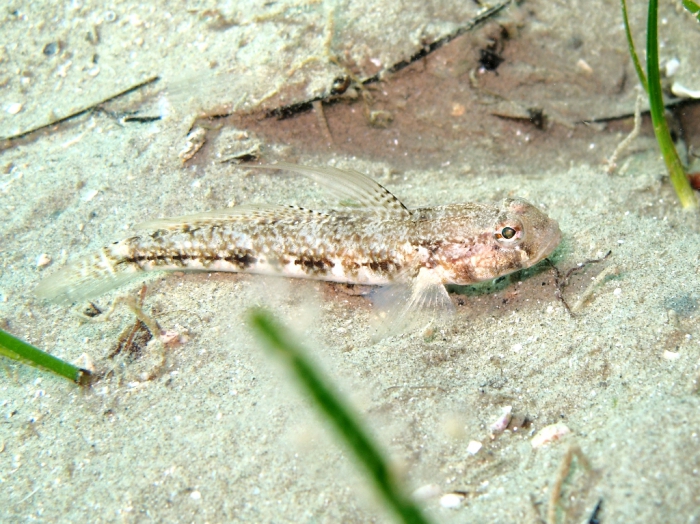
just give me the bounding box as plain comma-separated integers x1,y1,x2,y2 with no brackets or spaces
35,243,144,304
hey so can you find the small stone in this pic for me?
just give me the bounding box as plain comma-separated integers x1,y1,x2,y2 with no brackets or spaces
36,253,52,267
665,58,680,77
440,492,466,509
179,127,207,161
671,82,700,99
82,189,99,202
576,58,593,74
43,42,59,56
531,423,571,448
451,103,466,117
466,440,482,455
160,330,183,348
411,483,441,501
6,103,22,115
490,406,513,435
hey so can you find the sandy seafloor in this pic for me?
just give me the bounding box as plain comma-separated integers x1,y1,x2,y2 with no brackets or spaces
2,1,700,522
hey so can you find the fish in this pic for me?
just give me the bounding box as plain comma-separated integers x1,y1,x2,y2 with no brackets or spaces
36,162,561,330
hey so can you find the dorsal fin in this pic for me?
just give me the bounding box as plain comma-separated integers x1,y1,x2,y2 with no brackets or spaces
134,204,327,231
250,162,412,218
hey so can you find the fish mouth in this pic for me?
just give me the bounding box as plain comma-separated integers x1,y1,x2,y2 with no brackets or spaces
535,222,562,262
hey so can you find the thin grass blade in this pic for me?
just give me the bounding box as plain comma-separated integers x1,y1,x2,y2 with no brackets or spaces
0,328,91,385
620,0,648,92
646,0,699,209
248,309,432,524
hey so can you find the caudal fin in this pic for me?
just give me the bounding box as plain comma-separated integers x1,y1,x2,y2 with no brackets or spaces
35,246,144,305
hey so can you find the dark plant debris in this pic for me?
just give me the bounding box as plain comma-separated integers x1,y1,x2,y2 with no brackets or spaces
1,76,160,145
547,250,612,314
108,319,153,360
265,1,513,121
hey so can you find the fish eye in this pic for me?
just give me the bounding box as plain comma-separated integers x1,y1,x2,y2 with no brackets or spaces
501,227,516,239
494,221,523,243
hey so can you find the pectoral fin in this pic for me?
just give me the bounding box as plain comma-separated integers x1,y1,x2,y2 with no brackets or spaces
371,268,455,339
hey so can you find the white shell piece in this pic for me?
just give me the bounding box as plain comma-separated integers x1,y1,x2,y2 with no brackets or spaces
531,423,571,448
490,406,513,434
665,58,680,77
36,253,52,267
466,440,483,455
440,492,466,509
411,484,441,501
671,82,700,99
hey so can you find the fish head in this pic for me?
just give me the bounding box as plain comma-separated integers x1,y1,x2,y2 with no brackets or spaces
498,197,562,267
435,198,561,285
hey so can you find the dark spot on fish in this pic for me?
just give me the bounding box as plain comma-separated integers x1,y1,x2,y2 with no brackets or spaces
362,260,393,273
295,257,335,272
224,252,257,268
126,250,257,269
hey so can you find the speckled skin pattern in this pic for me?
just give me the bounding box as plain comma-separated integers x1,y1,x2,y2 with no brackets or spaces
36,164,561,305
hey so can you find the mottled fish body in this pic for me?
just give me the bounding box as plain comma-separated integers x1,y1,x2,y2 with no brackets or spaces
36,163,561,324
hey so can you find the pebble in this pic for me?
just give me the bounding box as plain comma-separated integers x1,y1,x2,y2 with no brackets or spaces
665,58,680,77
36,253,52,267
466,440,482,455
6,103,22,115
671,82,700,99
411,483,441,501
531,423,571,448
490,406,513,434
440,492,466,509
43,42,59,56
576,58,593,74
82,189,99,202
